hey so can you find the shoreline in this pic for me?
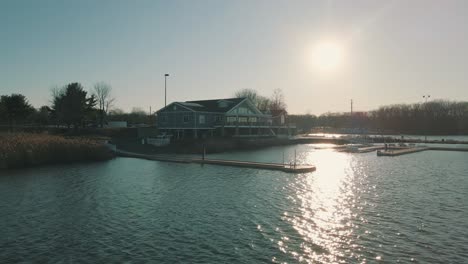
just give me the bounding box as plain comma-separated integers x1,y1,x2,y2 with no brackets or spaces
112,137,337,156
3,131,468,170
114,135,468,157
0,133,115,170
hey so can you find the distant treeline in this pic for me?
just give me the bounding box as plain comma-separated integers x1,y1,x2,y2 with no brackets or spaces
0,82,154,131
290,100,468,135
2,88,468,135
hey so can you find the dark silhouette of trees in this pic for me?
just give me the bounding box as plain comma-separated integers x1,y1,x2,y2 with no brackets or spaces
28,106,52,127
270,88,287,112
51,83,97,129
0,94,34,130
293,100,468,135
108,108,152,126
93,82,115,127
234,88,287,112
289,114,317,132
234,88,258,103
368,100,468,134
235,88,271,111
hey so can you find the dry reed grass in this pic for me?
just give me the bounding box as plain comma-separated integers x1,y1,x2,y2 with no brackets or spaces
0,133,114,169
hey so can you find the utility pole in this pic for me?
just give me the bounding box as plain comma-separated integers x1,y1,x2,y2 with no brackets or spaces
350,99,354,131
164,74,170,108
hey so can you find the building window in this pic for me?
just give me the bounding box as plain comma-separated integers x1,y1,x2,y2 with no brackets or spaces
183,115,190,123
248,117,257,123
199,115,205,124
215,116,223,122
227,117,237,123
238,117,248,123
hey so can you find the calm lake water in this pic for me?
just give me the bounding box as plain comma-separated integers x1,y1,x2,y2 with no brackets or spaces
1,144,468,263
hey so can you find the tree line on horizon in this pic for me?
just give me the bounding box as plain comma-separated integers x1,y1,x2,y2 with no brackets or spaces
0,82,152,131
233,88,468,134
1,86,468,134
289,100,468,135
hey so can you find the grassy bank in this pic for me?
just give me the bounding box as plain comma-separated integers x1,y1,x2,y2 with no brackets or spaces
0,133,114,169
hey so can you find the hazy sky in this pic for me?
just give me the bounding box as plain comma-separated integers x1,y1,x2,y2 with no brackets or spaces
1,0,468,114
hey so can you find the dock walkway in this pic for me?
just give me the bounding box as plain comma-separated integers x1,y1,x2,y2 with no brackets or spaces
357,145,385,153
116,149,316,173
377,146,468,156
377,147,429,156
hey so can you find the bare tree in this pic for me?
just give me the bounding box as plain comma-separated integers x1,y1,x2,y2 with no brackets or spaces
234,88,258,102
93,82,115,127
256,96,271,112
270,88,287,112
234,88,272,112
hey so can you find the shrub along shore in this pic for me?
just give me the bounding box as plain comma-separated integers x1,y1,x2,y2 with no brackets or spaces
0,133,114,169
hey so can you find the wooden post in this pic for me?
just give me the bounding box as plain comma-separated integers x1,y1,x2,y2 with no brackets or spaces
202,144,206,161
294,149,297,169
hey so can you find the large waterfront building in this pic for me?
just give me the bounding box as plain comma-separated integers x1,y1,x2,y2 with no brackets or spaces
156,97,295,139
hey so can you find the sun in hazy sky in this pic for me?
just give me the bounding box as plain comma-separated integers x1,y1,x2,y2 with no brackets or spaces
310,41,345,73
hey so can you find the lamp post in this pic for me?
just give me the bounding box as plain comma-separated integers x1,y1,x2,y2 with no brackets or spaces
164,74,170,108
423,95,430,104
423,95,430,142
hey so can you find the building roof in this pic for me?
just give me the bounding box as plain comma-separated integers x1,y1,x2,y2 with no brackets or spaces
172,97,247,113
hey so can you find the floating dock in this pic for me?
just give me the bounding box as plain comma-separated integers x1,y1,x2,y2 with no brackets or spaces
338,145,385,153
356,145,385,153
377,146,468,156
191,158,315,173
116,150,316,173
377,147,429,156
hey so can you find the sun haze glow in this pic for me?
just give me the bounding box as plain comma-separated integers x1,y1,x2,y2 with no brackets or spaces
311,41,344,72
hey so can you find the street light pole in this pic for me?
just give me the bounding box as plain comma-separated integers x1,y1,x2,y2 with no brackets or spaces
164,74,170,108
423,95,430,142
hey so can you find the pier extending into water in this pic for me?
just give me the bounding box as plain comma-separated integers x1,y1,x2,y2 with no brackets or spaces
116,150,316,173
377,146,468,157
377,147,429,156
337,143,468,157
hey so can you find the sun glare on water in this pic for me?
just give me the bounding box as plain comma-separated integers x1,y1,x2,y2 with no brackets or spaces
311,41,344,72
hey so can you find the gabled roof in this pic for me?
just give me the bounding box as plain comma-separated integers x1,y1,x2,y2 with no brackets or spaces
175,97,247,113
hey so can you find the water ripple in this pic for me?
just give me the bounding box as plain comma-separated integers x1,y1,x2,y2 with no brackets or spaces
1,148,468,263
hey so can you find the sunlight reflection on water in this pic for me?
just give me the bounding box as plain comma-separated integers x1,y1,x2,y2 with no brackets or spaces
283,150,366,263
2,145,468,263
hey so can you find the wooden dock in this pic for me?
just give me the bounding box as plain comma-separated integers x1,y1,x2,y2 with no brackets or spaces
377,146,468,156
377,147,429,156
116,150,316,173
357,145,385,153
